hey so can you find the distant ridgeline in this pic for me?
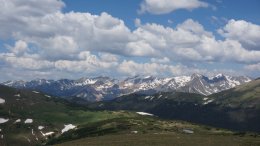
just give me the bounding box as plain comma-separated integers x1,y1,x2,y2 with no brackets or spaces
2,74,251,102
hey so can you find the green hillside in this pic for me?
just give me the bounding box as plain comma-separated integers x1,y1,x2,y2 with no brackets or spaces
85,79,260,132
56,133,260,146
0,82,260,146
0,85,136,145
211,78,260,108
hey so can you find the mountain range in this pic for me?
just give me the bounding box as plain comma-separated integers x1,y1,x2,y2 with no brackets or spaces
2,74,251,102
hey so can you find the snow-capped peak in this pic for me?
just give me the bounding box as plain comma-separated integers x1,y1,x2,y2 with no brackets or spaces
173,76,191,87
1,74,252,101
215,73,224,78
75,78,97,86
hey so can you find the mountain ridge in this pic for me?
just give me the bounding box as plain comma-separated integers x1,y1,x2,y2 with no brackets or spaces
1,74,252,102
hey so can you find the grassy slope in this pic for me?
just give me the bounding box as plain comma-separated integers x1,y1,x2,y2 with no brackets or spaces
211,79,260,108
56,133,260,146
0,85,136,146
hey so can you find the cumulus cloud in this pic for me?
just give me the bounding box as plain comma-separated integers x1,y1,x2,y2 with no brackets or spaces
0,53,54,70
131,19,260,63
218,19,260,50
8,11,133,60
118,60,208,77
54,52,118,73
0,0,259,81
151,57,170,63
0,0,65,38
139,0,208,14
245,63,260,72
6,40,28,56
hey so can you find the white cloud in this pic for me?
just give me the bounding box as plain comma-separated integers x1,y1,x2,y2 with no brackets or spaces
98,52,119,62
218,19,260,50
139,0,208,14
245,63,260,72
126,40,157,57
0,0,259,80
151,57,170,63
117,60,206,76
177,19,212,37
131,19,260,63
0,54,54,70
0,0,65,38
7,40,28,56
12,11,133,59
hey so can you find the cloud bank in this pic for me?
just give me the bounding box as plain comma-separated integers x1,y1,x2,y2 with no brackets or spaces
0,0,259,81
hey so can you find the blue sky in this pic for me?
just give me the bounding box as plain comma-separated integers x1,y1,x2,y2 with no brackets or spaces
0,0,260,81
63,0,260,31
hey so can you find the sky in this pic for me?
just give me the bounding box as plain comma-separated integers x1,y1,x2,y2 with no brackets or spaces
0,0,260,82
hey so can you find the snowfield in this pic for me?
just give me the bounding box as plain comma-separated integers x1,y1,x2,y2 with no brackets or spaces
203,99,214,105
136,112,154,116
183,129,194,134
0,118,9,124
38,126,44,130
41,131,54,136
62,124,76,133
24,119,33,124
14,119,21,123
0,98,5,104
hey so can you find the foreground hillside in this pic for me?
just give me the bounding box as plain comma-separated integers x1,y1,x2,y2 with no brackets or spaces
86,79,260,132
56,133,260,146
0,85,136,145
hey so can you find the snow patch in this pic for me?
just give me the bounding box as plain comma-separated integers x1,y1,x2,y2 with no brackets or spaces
0,118,9,124
203,99,214,105
38,126,44,130
194,87,206,95
45,95,51,98
32,91,39,94
183,129,194,134
0,98,5,104
226,76,240,88
61,124,76,133
174,76,191,87
75,79,97,86
144,96,154,100
24,119,33,124
203,97,208,101
40,131,55,137
136,112,154,116
14,94,21,97
14,119,21,123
